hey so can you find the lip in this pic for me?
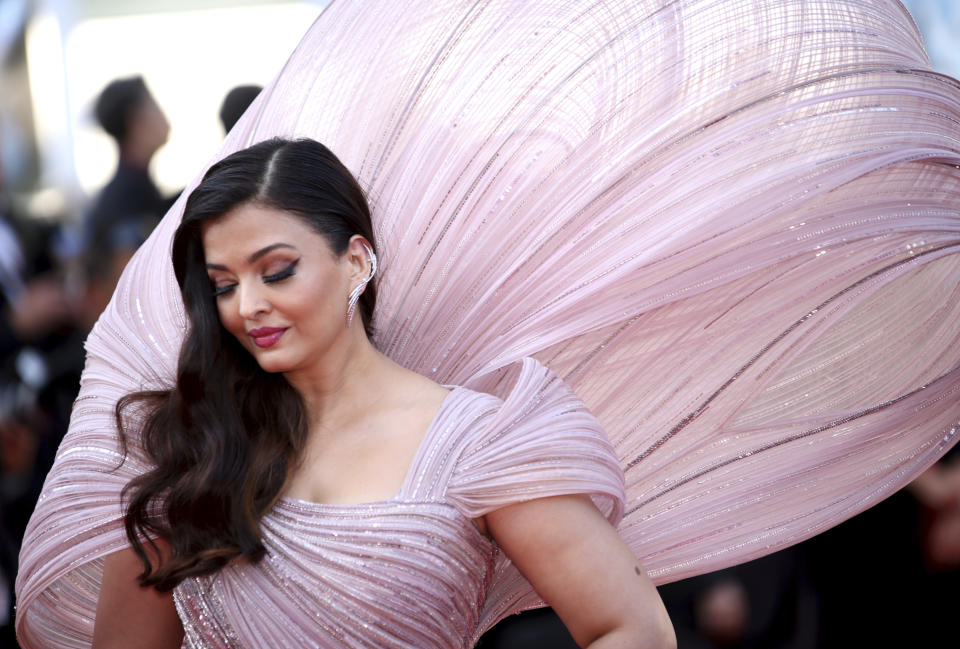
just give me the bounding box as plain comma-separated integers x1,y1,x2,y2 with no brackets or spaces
247,326,287,348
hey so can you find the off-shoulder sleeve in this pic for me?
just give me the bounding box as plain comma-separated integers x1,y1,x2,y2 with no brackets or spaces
448,358,625,521
447,358,626,638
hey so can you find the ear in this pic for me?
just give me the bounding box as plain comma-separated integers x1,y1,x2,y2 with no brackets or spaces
344,235,375,282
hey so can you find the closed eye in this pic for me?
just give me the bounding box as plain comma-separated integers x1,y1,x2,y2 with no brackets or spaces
209,258,300,298
264,258,300,284
212,282,236,297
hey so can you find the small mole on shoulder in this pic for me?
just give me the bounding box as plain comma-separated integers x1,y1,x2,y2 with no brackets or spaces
634,566,641,575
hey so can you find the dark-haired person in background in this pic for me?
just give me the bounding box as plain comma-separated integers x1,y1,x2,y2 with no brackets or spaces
84,76,173,252
219,85,262,135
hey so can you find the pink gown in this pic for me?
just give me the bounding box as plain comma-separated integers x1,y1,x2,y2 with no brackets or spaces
16,1,960,647
175,378,623,648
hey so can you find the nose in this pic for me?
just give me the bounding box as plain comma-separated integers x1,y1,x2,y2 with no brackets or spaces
236,282,271,320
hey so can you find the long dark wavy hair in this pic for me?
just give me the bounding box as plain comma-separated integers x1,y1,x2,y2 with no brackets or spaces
117,137,378,590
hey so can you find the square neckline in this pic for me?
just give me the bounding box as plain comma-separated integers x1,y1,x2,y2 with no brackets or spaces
276,385,466,510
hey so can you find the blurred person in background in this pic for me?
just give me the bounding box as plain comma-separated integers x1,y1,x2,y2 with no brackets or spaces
656,548,818,649
1,139,76,648
0,159,70,361
912,451,960,574
802,446,960,648
219,84,262,135
910,451,960,630
84,75,172,253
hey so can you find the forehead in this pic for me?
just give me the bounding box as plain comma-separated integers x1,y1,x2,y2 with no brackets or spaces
201,203,326,258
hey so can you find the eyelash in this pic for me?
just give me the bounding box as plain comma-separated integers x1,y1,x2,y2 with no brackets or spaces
212,258,300,297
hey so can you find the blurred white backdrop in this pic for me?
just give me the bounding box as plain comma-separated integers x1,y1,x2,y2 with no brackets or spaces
58,3,327,195
9,0,329,216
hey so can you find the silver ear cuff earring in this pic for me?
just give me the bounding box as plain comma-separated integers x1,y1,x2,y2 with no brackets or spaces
346,242,378,327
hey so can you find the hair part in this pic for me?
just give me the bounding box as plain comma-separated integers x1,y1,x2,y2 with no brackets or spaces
119,137,378,589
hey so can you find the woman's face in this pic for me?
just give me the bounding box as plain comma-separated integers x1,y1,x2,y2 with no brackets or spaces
201,202,360,375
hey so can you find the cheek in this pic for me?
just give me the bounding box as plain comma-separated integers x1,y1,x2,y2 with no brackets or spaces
298,269,348,320
216,300,244,338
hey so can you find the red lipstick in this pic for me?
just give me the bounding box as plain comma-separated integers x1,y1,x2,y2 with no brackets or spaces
248,326,287,348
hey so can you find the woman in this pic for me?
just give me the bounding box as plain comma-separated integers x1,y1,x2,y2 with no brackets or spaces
92,137,675,648
17,1,960,647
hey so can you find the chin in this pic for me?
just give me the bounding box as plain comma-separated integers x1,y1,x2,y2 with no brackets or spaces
245,347,294,374
255,357,296,374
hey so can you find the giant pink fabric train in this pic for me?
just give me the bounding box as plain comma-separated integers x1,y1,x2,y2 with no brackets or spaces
16,0,960,647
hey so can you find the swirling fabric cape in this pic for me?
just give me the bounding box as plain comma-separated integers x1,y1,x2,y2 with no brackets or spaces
17,0,960,646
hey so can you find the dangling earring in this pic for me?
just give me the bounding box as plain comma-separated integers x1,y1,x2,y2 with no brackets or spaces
346,241,377,327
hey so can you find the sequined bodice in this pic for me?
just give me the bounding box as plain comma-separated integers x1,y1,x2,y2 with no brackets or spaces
173,385,623,648
175,501,495,649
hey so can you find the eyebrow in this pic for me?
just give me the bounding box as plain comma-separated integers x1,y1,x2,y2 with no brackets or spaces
206,243,298,270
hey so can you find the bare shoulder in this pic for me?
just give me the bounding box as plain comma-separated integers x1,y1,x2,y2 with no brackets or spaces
383,363,452,411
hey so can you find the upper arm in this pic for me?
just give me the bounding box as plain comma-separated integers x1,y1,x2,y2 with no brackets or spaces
93,544,184,649
484,494,676,649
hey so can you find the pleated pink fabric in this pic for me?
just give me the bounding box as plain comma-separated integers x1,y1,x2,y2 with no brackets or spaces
16,1,960,647
175,374,623,648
